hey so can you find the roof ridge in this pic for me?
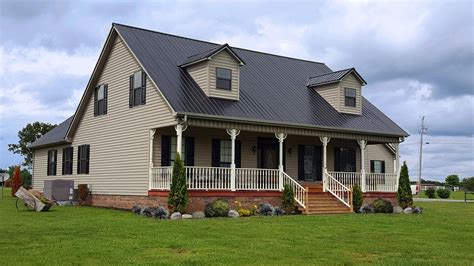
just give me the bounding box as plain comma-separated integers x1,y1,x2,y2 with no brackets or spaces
186,45,222,59
308,68,354,79
112,23,327,66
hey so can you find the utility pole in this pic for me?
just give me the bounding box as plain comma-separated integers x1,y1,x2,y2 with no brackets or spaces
418,116,427,194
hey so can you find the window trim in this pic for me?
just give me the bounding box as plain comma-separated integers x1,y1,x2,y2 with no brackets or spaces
218,139,232,167
216,67,232,90
94,84,108,116
62,147,73,175
344,88,357,107
129,70,146,108
77,145,90,175
370,160,385,174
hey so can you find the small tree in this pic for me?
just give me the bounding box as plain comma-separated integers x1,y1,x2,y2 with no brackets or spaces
397,161,413,208
461,177,474,191
352,184,363,213
281,184,295,214
11,166,22,197
167,153,188,213
445,175,460,189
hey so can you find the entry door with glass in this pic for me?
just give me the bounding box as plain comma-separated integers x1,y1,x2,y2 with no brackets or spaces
257,138,280,169
298,145,322,181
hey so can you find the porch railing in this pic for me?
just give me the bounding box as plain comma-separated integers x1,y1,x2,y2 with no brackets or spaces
235,168,280,191
282,171,306,208
325,171,352,209
365,173,398,192
328,171,361,188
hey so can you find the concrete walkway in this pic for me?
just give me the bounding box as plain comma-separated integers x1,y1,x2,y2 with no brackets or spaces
413,198,471,203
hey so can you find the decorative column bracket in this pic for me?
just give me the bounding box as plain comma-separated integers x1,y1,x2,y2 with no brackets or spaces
275,132,288,191
357,140,367,192
227,129,241,191
174,123,188,157
320,137,331,192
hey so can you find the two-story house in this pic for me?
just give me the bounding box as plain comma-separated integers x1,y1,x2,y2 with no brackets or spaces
30,23,408,214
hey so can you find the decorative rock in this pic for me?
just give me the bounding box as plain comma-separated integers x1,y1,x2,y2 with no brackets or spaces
412,207,423,214
182,214,192,219
393,206,403,214
170,212,182,220
403,207,413,214
228,210,239,218
192,211,205,219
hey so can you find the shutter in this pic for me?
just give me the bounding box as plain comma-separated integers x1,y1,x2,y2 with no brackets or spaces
93,87,98,116
62,148,66,175
77,146,81,174
129,75,133,107
211,139,220,167
298,145,304,180
85,145,90,174
185,137,195,166
350,148,356,172
161,136,171,166
334,148,341,172
104,84,108,114
141,71,146,105
381,161,385,174
370,160,375,173
69,148,73,175
53,150,57,176
47,150,51,176
235,140,241,168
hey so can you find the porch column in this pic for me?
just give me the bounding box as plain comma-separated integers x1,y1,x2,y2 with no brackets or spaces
226,128,240,191
394,142,400,188
275,132,287,191
358,140,367,192
174,123,188,158
148,129,156,189
320,137,330,192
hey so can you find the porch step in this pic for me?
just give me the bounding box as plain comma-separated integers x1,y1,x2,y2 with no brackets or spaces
300,186,352,215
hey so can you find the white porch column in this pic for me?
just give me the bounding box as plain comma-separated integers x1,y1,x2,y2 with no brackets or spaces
226,128,240,191
358,140,367,192
275,132,288,191
174,123,188,159
148,129,156,189
320,137,330,192
394,142,400,188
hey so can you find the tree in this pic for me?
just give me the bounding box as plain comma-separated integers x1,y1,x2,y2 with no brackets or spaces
445,175,460,189
461,177,474,191
281,184,295,214
4,166,32,186
167,153,188,213
8,122,56,167
11,166,22,197
352,184,363,213
397,161,413,208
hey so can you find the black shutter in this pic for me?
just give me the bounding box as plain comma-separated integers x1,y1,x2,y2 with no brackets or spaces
185,137,195,166
69,148,73,175
161,136,171,166
47,150,51,176
93,87,98,116
235,140,241,168
77,146,81,174
53,150,57,175
104,84,108,114
211,139,220,167
298,145,304,180
62,148,66,175
370,160,375,173
141,71,146,105
334,148,341,172
381,161,385,174
85,145,90,174
129,75,133,108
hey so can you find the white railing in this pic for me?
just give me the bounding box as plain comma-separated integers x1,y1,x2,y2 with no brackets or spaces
186,166,232,190
325,172,352,209
235,168,280,191
151,166,173,189
282,171,307,208
329,171,361,188
365,173,398,192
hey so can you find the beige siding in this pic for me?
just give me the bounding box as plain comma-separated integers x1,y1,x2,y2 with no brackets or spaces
339,73,363,115
187,61,209,95
208,50,240,100
365,144,395,173
33,35,175,196
314,82,340,111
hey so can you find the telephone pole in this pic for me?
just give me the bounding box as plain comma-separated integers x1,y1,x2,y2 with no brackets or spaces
418,116,427,194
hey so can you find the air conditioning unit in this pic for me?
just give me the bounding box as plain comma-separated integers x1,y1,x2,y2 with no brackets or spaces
44,180,74,201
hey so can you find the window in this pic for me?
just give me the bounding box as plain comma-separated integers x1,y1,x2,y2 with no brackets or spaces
47,149,57,176
170,136,186,166
216,68,231,90
212,139,241,167
370,160,385,173
334,147,356,172
129,70,146,107
219,140,232,167
62,147,73,175
94,84,108,116
77,145,90,174
344,88,356,107
161,136,195,166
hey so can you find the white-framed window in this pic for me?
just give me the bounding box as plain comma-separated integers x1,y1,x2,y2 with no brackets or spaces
219,140,232,167
170,136,186,165
344,88,356,107
216,68,232,90
371,160,385,173
129,70,146,107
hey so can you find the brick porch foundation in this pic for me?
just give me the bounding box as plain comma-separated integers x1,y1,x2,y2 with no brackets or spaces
363,192,398,206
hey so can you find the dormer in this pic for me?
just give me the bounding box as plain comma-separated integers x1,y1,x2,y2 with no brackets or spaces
307,68,367,115
180,44,245,101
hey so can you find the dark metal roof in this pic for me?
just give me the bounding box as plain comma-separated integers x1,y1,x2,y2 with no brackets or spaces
30,116,73,148
179,43,245,67
307,68,367,87
115,24,407,137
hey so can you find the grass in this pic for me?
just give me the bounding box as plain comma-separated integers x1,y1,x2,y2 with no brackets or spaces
416,190,468,200
1,188,473,265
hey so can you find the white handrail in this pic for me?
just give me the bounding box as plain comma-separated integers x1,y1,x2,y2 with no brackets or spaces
325,171,352,209
328,171,361,188
282,171,306,208
365,173,398,192
235,168,280,191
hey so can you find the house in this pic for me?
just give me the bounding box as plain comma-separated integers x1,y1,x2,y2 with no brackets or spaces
30,23,408,214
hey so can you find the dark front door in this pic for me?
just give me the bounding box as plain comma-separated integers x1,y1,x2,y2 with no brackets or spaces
257,138,279,169
298,145,322,181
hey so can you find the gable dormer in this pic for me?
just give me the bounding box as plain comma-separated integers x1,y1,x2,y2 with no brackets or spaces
307,68,367,115
180,44,245,101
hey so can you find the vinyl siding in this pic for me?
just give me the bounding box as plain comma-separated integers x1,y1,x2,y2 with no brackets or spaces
365,144,395,173
33,34,175,196
187,61,209,95
339,73,363,115
208,50,240,100
314,83,340,111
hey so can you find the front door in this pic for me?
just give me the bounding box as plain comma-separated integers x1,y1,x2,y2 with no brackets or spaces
257,138,280,169
298,145,322,181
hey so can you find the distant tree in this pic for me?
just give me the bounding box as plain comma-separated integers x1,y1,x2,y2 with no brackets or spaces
11,166,22,197
4,166,31,186
8,122,56,167
397,161,413,208
445,175,460,189
461,177,474,191
167,153,188,213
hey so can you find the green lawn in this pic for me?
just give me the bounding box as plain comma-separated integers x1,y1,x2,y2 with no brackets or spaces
1,189,473,265
417,190,468,200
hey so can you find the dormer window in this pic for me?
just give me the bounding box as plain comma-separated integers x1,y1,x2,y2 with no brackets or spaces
216,68,232,90
344,88,356,107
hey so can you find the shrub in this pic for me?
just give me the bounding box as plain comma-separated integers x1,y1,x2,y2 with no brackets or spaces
78,184,90,203
461,177,474,191
281,184,295,214
131,206,141,214
273,206,284,216
397,161,413,208
360,204,374,213
11,166,22,197
258,203,274,216
151,207,169,219
205,200,230,217
235,201,256,217
437,188,451,199
352,184,363,213
425,187,436,198
167,153,188,213
372,198,393,213
140,206,153,217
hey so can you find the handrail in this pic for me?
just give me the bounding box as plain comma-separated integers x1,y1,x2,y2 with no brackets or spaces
325,171,352,208
282,171,306,209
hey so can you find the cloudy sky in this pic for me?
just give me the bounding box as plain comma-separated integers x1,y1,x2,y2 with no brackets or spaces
0,0,472,181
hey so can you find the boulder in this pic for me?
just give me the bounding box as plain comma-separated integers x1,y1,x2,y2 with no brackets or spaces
403,207,413,214
192,211,205,219
182,214,192,219
393,206,403,214
170,212,182,220
228,210,239,218
412,207,423,214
